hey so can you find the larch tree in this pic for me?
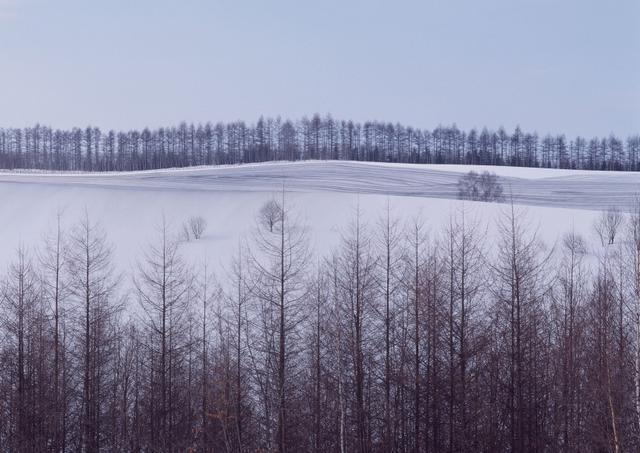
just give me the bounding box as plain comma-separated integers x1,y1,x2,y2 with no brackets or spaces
376,200,402,453
249,190,310,453
336,202,378,453
629,197,640,438
39,211,70,451
133,216,191,451
491,201,552,452
67,211,121,452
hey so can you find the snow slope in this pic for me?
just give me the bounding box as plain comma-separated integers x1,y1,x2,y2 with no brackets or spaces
1,160,637,210
0,161,635,277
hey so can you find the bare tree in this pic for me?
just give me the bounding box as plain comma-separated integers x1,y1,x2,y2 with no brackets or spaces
39,210,70,451
225,242,252,452
404,215,429,453
249,188,310,453
551,230,588,450
133,216,191,451
594,207,623,246
307,264,331,453
68,211,121,452
584,255,625,452
198,260,212,452
491,202,552,452
260,199,283,233
457,171,504,202
336,202,378,453
628,197,640,437
442,208,485,452
189,216,208,240
376,200,402,453
2,247,41,451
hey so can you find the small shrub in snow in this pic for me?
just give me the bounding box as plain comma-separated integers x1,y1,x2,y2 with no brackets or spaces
189,216,207,240
457,171,504,202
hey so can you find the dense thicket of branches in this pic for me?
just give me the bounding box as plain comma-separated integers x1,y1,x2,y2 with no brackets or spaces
2,199,640,452
1,116,639,171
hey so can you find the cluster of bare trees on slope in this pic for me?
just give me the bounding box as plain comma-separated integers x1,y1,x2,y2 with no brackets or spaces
1,116,640,172
3,199,640,452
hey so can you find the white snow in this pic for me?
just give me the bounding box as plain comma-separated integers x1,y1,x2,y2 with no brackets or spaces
0,160,636,279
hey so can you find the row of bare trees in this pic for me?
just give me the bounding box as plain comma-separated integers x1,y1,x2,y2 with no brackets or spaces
2,199,640,452
1,118,639,172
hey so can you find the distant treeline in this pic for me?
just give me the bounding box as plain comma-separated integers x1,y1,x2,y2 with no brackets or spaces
1,115,639,171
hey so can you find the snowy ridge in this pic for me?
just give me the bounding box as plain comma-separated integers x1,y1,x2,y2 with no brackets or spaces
0,160,638,211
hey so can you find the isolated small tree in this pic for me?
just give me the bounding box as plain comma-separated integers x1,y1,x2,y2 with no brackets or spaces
594,207,623,246
457,171,503,202
189,216,207,240
259,199,283,233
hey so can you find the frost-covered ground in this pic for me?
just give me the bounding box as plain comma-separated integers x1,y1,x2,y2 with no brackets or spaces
0,160,637,276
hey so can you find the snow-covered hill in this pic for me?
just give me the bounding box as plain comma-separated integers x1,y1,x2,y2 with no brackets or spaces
0,161,636,273
1,160,638,209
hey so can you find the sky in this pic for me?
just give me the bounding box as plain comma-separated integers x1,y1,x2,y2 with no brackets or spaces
0,0,638,137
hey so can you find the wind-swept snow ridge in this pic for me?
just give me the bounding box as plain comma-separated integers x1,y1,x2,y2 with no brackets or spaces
1,160,638,211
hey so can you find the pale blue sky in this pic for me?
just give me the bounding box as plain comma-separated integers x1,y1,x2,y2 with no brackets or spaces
0,0,638,137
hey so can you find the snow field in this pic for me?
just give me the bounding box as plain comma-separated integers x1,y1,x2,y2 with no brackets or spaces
0,160,635,304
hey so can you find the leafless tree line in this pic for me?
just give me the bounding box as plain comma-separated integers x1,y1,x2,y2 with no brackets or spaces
0,117,639,172
2,199,640,452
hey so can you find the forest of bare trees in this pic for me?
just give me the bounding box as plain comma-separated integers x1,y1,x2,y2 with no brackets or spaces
2,195,640,452
0,116,639,172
